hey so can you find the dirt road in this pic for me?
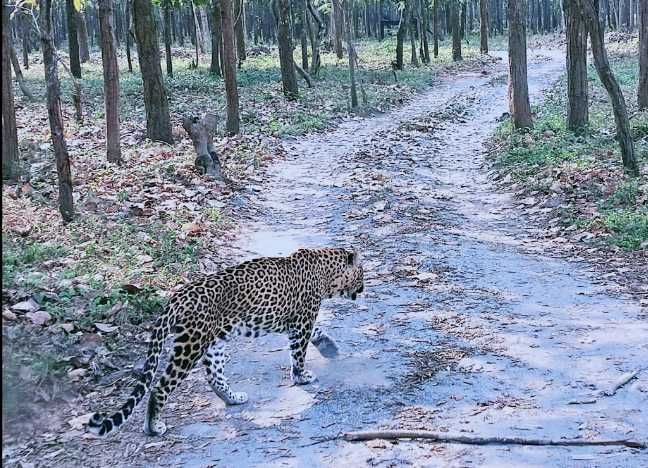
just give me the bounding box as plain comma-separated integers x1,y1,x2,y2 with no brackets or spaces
25,50,647,467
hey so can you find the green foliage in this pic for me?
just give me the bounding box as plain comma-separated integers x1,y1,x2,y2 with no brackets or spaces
602,209,648,251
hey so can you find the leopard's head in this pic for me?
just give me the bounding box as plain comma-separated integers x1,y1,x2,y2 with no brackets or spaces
329,249,364,301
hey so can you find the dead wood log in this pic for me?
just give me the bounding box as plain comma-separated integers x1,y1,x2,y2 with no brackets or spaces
343,430,646,449
182,114,224,180
294,60,313,87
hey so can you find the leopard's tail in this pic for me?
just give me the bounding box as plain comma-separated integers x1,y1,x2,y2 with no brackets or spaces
87,306,176,436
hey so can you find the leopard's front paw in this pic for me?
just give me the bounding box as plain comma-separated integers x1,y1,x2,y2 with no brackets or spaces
292,369,316,385
313,336,339,359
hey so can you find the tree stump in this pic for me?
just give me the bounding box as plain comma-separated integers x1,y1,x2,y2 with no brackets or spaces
182,114,224,180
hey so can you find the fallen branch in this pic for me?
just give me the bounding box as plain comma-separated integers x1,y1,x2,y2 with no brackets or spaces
600,370,640,397
293,61,314,88
343,430,646,449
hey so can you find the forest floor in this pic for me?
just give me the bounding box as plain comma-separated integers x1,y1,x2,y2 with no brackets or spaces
3,38,648,466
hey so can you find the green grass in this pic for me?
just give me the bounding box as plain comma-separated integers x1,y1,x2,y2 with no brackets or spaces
491,54,647,251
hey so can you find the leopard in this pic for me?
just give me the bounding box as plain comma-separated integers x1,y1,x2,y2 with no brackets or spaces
87,247,364,437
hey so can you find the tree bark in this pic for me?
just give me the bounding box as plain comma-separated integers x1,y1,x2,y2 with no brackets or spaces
409,4,419,66
276,0,299,99
99,0,122,164
507,0,533,129
210,0,222,76
163,0,173,76
125,0,133,72
433,0,438,57
66,0,82,78
306,0,323,75
576,0,638,176
300,0,309,70
234,0,246,63
639,0,648,109
419,0,429,63
564,0,589,132
480,0,488,53
332,0,345,58
395,2,407,69
2,0,19,180
221,0,240,134
40,0,74,221
76,9,90,62
132,0,173,143
21,11,30,69
451,0,462,61
344,0,358,109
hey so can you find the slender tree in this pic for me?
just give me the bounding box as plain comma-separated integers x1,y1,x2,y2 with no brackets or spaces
395,1,407,69
332,0,344,58
451,0,462,61
639,0,648,110
507,0,533,129
344,0,358,108
132,0,173,143
40,0,75,221
2,0,19,180
234,0,246,63
564,0,589,131
66,0,82,78
479,0,488,54
221,0,240,133
210,0,222,76
276,0,299,99
576,0,638,176
76,9,90,62
99,0,122,163
163,0,173,76
433,0,439,57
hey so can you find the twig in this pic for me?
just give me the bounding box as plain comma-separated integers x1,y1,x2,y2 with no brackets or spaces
342,430,646,449
600,370,640,397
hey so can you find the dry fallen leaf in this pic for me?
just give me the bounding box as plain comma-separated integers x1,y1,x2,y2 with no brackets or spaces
95,323,119,333
26,310,52,326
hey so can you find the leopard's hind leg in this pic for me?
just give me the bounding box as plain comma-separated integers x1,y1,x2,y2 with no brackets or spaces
203,341,248,405
310,327,339,358
144,333,206,436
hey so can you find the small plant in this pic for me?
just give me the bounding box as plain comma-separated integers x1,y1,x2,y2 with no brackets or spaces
117,189,130,202
603,209,648,251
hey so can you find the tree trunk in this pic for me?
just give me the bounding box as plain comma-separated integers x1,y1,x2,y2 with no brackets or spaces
189,1,200,66
480,0,488,53
420,0,429,63
451,1,462,61
409,5,419,66
344,0,358,109
132,0,173,143
2,0,19,180
507,0,533,129
125,0,133,72
210,0,222,76
221,0,240,134
21,12,30,69
639,0,648,109
395,2,407,69
564,0,589,132
276,0,299,99
300,0,309,70
577,0,638,175
234,0,246,63
40,0,74,221
306,0,323,75
332,0,344,58
66,0,82,78
163,0,173,76
433,0,439,57
76,9,90,62
379,0,384,40
99,0,122,164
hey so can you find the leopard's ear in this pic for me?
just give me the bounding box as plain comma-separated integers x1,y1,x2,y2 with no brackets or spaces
347,249,361,266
